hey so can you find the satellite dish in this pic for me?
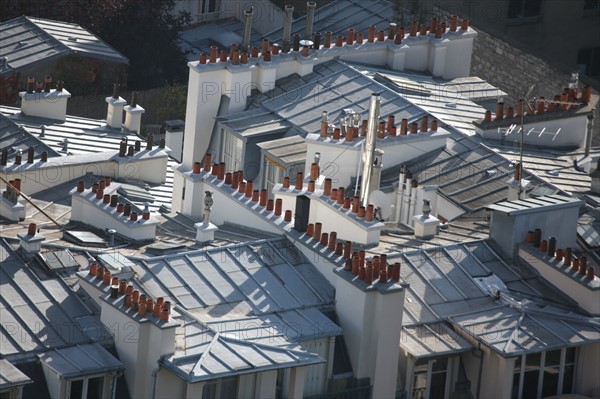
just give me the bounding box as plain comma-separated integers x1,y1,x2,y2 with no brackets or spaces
369,190,393,220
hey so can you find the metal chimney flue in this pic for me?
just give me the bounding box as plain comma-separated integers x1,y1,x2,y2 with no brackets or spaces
304,2,316,40
360,93,381,207
242,6,254,53
282,5,295,52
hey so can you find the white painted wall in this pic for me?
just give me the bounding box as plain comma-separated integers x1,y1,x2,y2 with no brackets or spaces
576,342,600,397
273,187,384,245
179,168,288,235
254,370,277,398
155,369,186,399
304,130,449,190
1,150,168,195
475,346,514,399
520,248,600,315
477,113,589,149
489,200,582,258
335,275,405,398
301,339,331,396
70,186,159,242
19,89,70,122
99,300,177,399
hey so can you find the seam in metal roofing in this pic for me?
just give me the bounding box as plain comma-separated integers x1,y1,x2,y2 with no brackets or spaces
0,16,127,75
164,325,324,383
486,194,584,215
394,239,600,357
0,359,32,389
400,322,473,359
0,239,110,360
38,343,123,378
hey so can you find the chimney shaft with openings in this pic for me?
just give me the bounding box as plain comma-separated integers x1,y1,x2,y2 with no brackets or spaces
106,83,127,129
123,92,145,134
360,94,381,207
242,7,254,53
20,78,71,121
282,5,295,52
487,195,583,258
304,2,317,40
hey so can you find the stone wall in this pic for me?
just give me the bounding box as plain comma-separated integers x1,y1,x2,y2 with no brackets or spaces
471,26,600,146
434,6,599,146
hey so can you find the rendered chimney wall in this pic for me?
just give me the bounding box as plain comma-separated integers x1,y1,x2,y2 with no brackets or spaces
20,77,71,121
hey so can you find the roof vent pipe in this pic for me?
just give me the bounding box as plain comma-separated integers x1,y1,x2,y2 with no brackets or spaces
360,93,381,208
282,5,294,52
584,108,595,157
242,7,254,53
304,2,316,40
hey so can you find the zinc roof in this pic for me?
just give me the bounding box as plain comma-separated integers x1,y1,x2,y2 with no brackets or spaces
0,16,127,76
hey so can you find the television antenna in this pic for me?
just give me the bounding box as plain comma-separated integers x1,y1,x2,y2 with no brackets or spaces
518,84,536,199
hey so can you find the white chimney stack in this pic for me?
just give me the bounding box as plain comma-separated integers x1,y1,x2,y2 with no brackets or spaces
164,119,185,162
591,159,600,194
18,223,45,255
304,2,316,41
19,77,70,121
194,190,218,244
412,199,439,239
360,93,381,207
123,92,145,134
106,83,127,129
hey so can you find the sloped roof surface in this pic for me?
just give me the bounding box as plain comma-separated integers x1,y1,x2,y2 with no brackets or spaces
38,343,123,378
264,0,394,45
0,114,58,161
0,239,110,360
0,359,32,389
129,238,335,314
165,319,323,382
392,239,600,357
0,16,127,75
1,106,174,212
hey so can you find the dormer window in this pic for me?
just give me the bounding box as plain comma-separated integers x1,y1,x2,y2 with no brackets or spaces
67,375,107,399
508,0,542,19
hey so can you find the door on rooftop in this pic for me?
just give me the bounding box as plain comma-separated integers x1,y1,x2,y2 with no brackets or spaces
263,157,285,197
222,130,243,172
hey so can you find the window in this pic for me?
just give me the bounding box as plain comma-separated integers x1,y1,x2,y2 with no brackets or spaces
411,358,448,399
222,131,243,172
67,376,105,399
202,377,238,399
264,157,285,195
508,0,542,18
511,348,576,399
577,47,600,78
203,0,218,13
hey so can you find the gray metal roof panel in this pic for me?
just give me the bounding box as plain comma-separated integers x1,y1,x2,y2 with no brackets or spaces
0,16,127,74
0,359,32,389
449,307,600,356
400,322,473,359
38,343,123,378
128,238,335,316
0,239,97,358
264,0,393,44
30,18,128,63
486,194,584,215
166,328,324,383
2,105,176,212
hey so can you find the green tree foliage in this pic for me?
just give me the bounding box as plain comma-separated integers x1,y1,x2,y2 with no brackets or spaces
158,83,187,122
1,0,191,90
